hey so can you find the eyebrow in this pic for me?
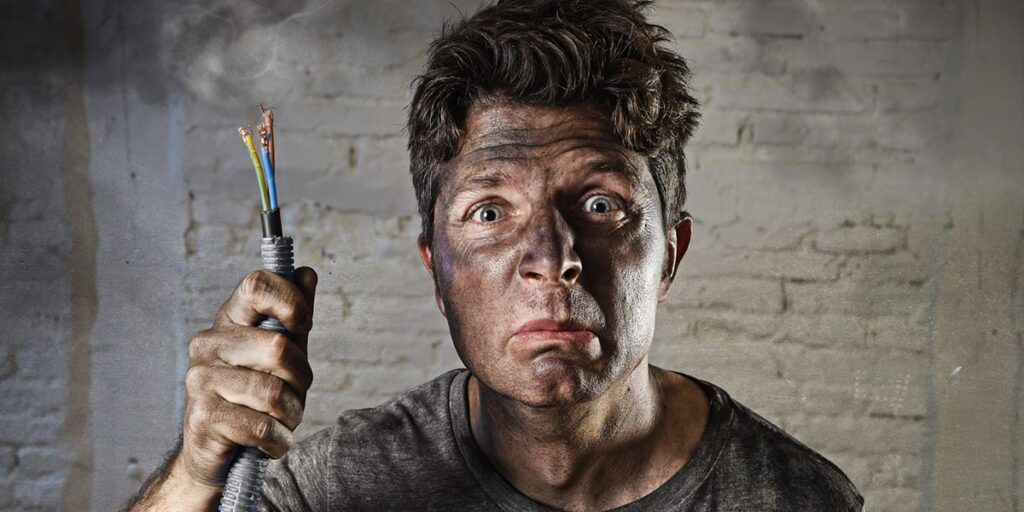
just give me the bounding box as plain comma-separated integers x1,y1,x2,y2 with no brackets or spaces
452,168,519,194
450,153,642,196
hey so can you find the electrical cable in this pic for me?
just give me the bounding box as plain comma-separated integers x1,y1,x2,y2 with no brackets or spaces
221,106,292,512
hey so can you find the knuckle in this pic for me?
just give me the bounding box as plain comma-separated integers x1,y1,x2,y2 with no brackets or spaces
297,360,314,391
253,415,273,442
271,429,295,459
278,392,304,427
184,365,207,394
261,375,286,407
188,329,214,361
290,398,305,427
187,399,215,434
239,271,269,301
266,333,291,363
281,302,305,331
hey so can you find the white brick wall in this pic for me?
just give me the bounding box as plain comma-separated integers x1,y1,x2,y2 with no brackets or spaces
3,1,1023,511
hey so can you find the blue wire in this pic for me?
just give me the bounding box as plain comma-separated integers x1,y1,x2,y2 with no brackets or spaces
258,143,278,210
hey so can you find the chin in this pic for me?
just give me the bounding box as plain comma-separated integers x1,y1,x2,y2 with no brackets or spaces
514,356,606,407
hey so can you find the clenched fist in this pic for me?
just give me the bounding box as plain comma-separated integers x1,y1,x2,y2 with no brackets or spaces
128,267,317,511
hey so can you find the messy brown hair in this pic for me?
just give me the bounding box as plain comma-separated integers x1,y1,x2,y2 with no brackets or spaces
407,0,700,242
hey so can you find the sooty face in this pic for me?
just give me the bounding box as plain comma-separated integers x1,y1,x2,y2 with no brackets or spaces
419,102,684,407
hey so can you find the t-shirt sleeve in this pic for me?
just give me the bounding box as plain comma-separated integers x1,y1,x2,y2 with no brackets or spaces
258,425,336,512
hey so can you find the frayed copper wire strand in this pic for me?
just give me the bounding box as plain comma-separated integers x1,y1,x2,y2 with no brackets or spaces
259,103,275,168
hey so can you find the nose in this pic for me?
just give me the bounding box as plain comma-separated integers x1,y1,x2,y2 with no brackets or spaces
517,209,582,286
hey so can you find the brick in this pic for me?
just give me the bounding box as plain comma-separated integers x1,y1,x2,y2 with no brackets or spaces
691,112,744,147
682,250,840,282
332,257,434,298
651,308,693,341
651,4,707,39
715,70,871,113
287,99,407,137
855,367,928,418
819,8,898,39
899,4,956,40
750,114,808,146
712,221,811,251
191,193,254,227
868,316,929,352
689,311,780,340
789,414,925,455
708,5,816,38
815,226,904,254
346,295,444,333
866,453,922,488
827,453,871,489
875,77,944,112
778,314,865,348
844,252,929,284
776,346,874,385
283,164,418,217
862,488,921,510
788,281,926,316
673,277,784,313
13,472,63,509
657,341,782,389
15,447,65,477
0,379,63,414
798,383,869,417
685,37,788,76
737,378,805,420
770,110,947,152
833,40,950,78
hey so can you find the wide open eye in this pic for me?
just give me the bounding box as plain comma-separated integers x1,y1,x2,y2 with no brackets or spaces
583,194,619,214
472,204,505,223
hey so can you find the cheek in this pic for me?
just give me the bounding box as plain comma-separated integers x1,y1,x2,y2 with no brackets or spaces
434,231,521,342
582,221,664,337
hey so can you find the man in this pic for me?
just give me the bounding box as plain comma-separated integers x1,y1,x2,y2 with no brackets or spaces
129,0,863,510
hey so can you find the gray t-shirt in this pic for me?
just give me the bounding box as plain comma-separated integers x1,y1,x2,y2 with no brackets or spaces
259,369,863,511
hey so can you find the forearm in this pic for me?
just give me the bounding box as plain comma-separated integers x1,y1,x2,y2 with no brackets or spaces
121,436,222,512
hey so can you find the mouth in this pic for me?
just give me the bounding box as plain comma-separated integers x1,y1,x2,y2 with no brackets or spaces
510,318,598,357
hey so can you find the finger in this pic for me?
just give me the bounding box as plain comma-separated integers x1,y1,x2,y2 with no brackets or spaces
291,267,318,352
186,396,294,460
188,327,313,394
294,267,318,315
185,364,304,431
214,270,312,334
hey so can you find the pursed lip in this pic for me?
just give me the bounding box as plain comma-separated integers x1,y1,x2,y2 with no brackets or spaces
512,318,595,345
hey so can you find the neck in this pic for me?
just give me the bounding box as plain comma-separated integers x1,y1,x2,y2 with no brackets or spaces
469,360,675,509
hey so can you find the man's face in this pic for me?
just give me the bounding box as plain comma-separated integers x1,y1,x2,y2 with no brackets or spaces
419,102,686,407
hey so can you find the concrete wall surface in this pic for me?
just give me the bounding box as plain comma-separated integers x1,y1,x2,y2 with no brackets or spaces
0,0,1021,510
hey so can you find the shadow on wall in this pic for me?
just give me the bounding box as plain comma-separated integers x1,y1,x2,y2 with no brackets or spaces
173,0,482,112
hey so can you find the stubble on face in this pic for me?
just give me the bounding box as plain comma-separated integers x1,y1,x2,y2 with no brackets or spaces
428,101,669,408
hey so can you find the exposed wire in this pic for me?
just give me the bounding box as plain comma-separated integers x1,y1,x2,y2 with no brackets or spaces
260,103,275,169
257,124,278,210
238,126,271,211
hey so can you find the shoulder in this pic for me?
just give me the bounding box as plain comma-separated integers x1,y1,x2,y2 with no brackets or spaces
261,369,471,510
334,368,462,448
697,378,865,511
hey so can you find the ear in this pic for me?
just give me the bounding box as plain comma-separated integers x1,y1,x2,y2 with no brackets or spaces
417,233,447,317
658,213,693,302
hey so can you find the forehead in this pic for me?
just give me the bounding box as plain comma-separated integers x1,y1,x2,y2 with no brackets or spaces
446,102,647,186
